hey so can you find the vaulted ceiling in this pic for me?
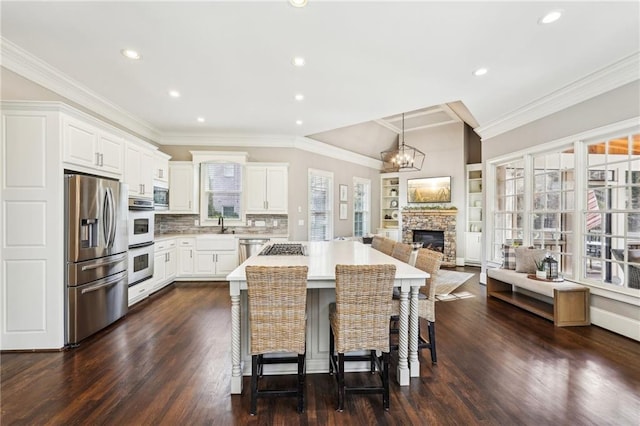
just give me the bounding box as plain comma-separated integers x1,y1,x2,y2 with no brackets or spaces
1,1,638,158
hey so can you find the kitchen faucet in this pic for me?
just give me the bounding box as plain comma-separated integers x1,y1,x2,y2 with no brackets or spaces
218,216,228,234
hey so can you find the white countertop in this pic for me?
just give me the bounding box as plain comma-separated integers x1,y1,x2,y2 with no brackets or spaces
226,240,428,283
155,233,288,241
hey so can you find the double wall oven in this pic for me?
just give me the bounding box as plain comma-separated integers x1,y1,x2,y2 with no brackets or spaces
128,197,154,286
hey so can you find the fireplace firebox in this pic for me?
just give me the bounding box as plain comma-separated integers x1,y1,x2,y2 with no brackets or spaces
413,230,445,253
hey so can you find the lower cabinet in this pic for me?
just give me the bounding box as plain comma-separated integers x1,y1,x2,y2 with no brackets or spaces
377,228,400,241
128,279,153,307
176,236,238,280
465,232,482,265
153,238,177,292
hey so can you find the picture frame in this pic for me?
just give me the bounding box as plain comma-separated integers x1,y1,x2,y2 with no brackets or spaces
339,184,348,202
407,176,452,203
339,203,348,220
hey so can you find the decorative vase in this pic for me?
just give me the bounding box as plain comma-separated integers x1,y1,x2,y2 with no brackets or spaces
536,270,547,279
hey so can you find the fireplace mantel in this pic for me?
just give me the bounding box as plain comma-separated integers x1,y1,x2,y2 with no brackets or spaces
403,209,457,216
402,209,457,267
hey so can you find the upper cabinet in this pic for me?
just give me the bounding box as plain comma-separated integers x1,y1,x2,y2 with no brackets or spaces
62,115,124,178
154,151,171,186
169,161,199,213
245,164,288,214
124,140,154,199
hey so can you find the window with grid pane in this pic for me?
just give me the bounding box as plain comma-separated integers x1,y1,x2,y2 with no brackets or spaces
530,149,575,278
308,169,333,241
202,162,243,220
353,178,371,237
493,161,525,260
583,133,640,289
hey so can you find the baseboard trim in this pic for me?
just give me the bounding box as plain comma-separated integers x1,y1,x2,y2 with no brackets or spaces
590,307,640,342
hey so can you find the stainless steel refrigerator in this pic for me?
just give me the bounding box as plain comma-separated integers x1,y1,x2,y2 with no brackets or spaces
65,173,129,345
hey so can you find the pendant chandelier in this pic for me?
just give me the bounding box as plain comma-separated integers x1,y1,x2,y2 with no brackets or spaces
380,113,425,172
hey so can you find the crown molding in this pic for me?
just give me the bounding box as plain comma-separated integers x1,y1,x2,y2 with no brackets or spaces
476,52,640,140
0,37,161,142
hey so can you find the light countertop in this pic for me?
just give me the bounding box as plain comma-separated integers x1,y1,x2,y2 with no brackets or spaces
226,240,428,283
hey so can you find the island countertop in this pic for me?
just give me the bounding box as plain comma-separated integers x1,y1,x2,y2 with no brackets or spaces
226,240,428,284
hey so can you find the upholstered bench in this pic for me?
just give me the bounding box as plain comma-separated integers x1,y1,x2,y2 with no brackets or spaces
487,268,590,327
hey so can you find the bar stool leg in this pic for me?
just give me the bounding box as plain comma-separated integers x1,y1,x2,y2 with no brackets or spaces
370,350,376,373
329,325,335,375
250,355,258,415
337,353,345,412
297,353,305,413
382,351,390,411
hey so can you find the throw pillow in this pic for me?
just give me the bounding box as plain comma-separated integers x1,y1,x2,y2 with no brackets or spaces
502,245,516,270
515,247,547,274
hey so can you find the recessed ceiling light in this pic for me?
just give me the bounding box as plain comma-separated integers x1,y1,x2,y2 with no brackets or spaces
168,90,181,98
289,0,308,7
539,10,563,24
296,120,303,125
295,93,304,101
197,117,205,123
292,56,306,67
121,49,141,60
473,67,488,77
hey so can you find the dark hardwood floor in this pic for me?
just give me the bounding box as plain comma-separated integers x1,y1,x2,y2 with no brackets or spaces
2,268,640,425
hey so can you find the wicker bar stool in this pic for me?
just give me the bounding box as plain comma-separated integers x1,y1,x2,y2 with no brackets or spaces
371,235,385,251
246,265,309,415
391,242,413,264
390,248,443,364
329,264,396,411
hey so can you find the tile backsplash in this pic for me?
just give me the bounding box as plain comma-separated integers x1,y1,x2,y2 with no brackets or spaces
155,214,288,235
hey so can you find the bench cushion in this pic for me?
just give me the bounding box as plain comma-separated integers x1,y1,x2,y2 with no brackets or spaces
487,268,585,298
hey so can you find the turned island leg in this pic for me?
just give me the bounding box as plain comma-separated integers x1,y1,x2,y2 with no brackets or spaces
230,283,242,394
397,287,410,386
409,285,420,377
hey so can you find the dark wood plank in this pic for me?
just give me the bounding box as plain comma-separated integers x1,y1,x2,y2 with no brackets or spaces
2,271,640,425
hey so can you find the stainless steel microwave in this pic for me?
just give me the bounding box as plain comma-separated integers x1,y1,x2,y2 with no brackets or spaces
153,186,169,211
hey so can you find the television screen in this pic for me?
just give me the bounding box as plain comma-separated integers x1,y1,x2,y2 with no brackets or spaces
407,176,451,203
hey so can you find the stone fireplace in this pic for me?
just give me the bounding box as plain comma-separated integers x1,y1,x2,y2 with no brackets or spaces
402,209,457,267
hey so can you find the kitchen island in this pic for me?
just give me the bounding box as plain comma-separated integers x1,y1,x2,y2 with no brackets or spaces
226,240,428,394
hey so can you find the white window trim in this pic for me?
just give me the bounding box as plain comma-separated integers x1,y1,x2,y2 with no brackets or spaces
192,151,248,226
485,117,640,305
308,168,334,241
353,176,371,237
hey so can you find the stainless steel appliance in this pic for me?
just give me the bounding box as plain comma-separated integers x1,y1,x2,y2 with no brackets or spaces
153,185,169,211
259,243,307,256
65,173,128,345
239,238,270,263
128,197,154,246
128,196,155,286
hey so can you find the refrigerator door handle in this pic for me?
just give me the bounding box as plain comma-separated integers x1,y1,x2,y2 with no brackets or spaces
107,187,117,248
103,189,111,247
80,273,125,294
80,253,127,271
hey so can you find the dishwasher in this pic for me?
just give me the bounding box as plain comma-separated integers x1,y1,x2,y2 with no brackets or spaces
239,238,270,263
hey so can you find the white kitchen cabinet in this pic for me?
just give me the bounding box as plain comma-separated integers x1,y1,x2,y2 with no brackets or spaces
154,151,171,186
176,236,238,279
465,164,483,265
169,162,199,213
124,140,154,198
177,238,195,276
153,238,177,292
245,164,288,214
63,115,124,178
128,280,152,307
